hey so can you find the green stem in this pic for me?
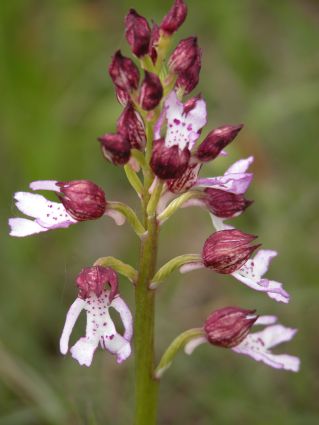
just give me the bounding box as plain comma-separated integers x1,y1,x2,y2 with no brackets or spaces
107,201,146,237
134,113,159,424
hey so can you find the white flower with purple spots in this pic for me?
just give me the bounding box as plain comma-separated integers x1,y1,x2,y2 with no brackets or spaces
9,180,124,237
163,91,207,150
232,249,290,303
60,290,133,367
185,315,300,372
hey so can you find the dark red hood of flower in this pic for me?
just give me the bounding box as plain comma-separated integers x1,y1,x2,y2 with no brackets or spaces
139,71,163,111
202,229,260,274
204,188,253,218
109,50,140,92
160,0,187,35
167,162,201,193
57,180,106,221
204,306,258,348
150,138,190,180
168,37,199,74
76,266,119,301
98,133,131,166
125,9,151,58
117,103,146,150
196,124,244,162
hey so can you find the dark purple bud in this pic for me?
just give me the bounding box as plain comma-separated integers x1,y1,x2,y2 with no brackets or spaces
109,50,140,92
204,307,258,348
98,133,131,165
183,94,202,115
117,103,146,150
125,9,151,57
176,50,202,94
202,229,260,274
150,138,190,180
139,72,163,111
167,162,201,193
168,37,199,74
160,0,187,35
196,124,244,162
56,180,106,221
204,188,253,218
76,266,118,301
149,23,160,64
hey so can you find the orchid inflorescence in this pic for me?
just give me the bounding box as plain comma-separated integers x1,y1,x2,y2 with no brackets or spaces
9,0,299,422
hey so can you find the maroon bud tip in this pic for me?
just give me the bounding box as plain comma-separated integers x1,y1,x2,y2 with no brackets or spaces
204,188,253,218
160,0,188,35
176,49,202,94
202,229,260,274
56,180,106,221
204,306,258,348
117,103,146,150
168,37,199,74
139,71,163,111
98,133,131,165
109,50,140,92
150,138,190,180
76,266,118,301
197,124,244,162
125,9,151,57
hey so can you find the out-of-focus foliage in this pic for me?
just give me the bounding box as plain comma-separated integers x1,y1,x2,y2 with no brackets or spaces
1,0,318,424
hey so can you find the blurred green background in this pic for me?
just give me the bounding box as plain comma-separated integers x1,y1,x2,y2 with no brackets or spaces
1,0,319,424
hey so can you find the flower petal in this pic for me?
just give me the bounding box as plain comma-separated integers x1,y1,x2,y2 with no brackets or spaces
232,271,290,303
70,336,100,367
9,218,48,237
60,298,86,355
253,325,297,348
110,296,133,341
233,328,300,372
249,250,278,278
101,333,131,364
255,315,277,326
196,173,253,195
225,156,254,174
30,180,60,192
14,192,76,229
165,91,207,150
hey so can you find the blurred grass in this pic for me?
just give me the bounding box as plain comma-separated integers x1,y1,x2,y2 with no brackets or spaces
1,0,319,424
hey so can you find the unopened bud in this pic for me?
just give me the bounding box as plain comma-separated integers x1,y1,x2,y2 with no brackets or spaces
139,72,163,111
76,266,118,301
160,0,187,35
202,229,260,274
204,307,258,348
117,103,146,150
176,51,202,94
98,133,131,165
168,37,199,74
125,9,151,58
109,50,140,92
115,87,130,106
197,124,244,162
204,188,253,218
150,138,190,180
57,180,106,221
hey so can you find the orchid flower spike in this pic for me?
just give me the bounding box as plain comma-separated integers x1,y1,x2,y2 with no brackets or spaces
60,266,133,367
185,309,300,372
9,180,125,237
